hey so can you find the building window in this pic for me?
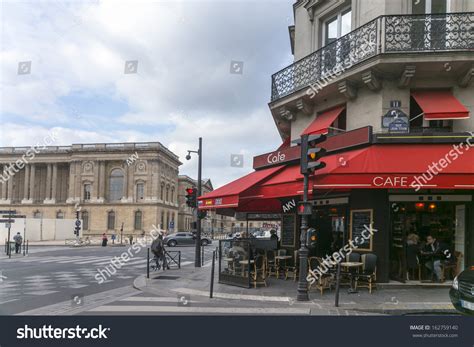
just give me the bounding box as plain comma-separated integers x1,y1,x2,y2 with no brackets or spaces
324,8,351,45
107,211,115,230
171,187,175,203
82,211,89,230
136,182,144,201
33,211,42,219
166,186,169,202
134,210,142,230
166,212,170,230
56,211,64,219
109,169,124,201
161,210,165,229
83,184,91,201
160,183,164,201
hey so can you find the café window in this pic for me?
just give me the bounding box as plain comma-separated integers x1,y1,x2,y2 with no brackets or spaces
109,169,124,201
324,8,351,45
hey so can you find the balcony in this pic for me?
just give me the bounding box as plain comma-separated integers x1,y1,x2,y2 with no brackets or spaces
271,12,474,102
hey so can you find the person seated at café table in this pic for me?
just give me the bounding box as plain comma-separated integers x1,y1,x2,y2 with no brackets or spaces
420,235,449,282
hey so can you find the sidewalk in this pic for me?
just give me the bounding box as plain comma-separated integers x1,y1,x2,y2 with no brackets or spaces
134,264,458,315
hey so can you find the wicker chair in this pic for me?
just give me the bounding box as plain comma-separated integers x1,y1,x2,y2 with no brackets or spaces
250,255,267,288
356,253,377,293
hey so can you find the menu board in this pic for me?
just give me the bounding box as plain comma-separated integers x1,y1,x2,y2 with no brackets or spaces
349,209,374,251
281,214,296,247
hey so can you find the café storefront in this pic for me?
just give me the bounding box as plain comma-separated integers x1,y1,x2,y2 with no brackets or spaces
199,127,474,285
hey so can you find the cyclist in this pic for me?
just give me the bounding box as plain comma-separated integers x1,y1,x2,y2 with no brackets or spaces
151,234,169,270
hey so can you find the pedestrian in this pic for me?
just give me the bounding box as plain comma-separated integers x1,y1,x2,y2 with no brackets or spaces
13,232,23,254
129,234,133,245
111,234,116,244
101,233,108,247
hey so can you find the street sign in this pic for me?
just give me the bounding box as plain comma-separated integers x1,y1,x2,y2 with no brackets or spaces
75,220,81,227
0,219,14,223
2,215,26,218
0,210,16,214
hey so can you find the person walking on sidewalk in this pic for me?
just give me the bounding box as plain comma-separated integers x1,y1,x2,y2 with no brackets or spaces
13,232,23,254
101,233,108,247
129,234,133,245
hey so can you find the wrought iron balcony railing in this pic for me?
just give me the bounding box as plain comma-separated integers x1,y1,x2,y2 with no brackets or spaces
271,12,474,101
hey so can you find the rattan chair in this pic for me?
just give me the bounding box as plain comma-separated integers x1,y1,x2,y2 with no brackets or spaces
265,250,276,277
285,250,299,281
250,255,267,288
356,253,377,293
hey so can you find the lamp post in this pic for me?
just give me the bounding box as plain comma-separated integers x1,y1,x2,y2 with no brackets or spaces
186,137,202,267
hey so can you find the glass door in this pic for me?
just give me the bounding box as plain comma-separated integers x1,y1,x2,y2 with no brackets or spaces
390,203,407,283
412,0,448,50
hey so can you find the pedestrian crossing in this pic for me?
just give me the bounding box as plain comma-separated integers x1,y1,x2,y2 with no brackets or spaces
2,255,149,268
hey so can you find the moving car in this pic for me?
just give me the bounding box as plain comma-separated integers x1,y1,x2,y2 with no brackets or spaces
164,232,212,247
449,266,474,315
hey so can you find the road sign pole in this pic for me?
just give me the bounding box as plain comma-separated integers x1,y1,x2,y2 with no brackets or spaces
7,209,12,259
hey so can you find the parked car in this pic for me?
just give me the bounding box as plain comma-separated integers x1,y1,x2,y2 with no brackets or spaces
164,232,212,247
449,266,474,315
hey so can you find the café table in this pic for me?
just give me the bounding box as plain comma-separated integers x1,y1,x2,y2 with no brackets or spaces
239,259,254,277
340,262,363,293
275,255,292,279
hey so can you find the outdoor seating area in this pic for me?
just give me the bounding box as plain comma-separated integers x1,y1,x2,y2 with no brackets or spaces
219,238,378,295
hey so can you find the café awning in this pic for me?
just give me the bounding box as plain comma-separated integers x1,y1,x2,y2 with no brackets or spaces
198,165,284,209
301,105,345,135
411,90,470,120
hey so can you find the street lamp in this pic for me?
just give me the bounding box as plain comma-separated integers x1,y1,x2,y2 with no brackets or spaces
186,137,203,267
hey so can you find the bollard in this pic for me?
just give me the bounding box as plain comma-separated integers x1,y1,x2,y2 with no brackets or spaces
4,239,6,254
178,251,181,269
201,245,204,265
26,240,29,255
147,248,150,279
210,250,216,298
335,262,341,307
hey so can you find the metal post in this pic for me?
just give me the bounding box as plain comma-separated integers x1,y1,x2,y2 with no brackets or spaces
23,220,26,256
120,223,124,245
201,244,204,265
210,250,216,298
335,262,341,307
7,209,12,259
178,251,181,269
147,247,150,279
194,137,202,267
26,240,29,254
297,174,309,301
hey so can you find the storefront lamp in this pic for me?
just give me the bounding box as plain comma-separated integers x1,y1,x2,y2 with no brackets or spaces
415,202,425,210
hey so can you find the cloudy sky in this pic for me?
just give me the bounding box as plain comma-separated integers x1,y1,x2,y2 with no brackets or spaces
0,0,295,187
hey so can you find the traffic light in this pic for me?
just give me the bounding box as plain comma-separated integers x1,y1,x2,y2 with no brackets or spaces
300,134,327,174
306,228,317,249
185,187,197,208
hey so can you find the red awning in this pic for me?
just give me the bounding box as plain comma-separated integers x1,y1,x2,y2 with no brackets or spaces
412,90,470,120
198,165,284,209
313,144,474,190
301,105,345,135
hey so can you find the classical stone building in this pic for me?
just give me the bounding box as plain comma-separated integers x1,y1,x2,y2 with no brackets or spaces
0,142,181,236
178,175,235,234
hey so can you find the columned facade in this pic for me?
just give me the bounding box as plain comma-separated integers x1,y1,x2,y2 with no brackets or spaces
0,142,181,236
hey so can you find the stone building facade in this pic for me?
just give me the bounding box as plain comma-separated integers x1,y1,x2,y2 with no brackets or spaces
0,142,181,236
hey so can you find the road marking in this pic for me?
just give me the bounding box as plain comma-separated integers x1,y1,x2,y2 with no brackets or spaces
0,299,19,304
119,297,187,303
88,305,310,315
172,288,290,303
23,290,59,295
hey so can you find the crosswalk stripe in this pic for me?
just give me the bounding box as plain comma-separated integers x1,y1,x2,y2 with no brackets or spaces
73,257,113,264
57,257,108,264
120,297,183,303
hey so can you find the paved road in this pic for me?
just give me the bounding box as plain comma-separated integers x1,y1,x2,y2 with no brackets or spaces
0,244,213,315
